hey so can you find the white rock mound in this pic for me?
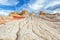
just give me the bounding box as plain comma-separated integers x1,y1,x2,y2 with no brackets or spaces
0,16,60,40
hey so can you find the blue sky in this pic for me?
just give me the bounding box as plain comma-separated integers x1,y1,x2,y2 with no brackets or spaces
0,0,60,15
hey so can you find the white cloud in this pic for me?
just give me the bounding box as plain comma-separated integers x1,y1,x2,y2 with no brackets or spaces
53,11,60,13
7,0,60,14
0,10,14,16
53,8,60,13
28,4,44,10
0,0,19,6
44,1,60,9
28,0,45,10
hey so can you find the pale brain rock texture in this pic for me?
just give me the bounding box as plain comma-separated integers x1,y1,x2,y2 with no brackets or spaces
18,16,60,40
0,20,21,40
0,15,60,40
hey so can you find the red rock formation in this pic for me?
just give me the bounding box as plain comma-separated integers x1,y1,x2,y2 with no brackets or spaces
39,11,45,15
8,12,25,20
13,15,25,20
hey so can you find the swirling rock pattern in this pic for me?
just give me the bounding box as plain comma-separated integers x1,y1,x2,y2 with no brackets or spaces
0,15,60,40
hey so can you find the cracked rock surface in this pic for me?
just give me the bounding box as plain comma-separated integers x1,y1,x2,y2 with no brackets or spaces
0,16,60,40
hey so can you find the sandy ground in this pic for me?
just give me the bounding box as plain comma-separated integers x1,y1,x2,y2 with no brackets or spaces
0,15,60,40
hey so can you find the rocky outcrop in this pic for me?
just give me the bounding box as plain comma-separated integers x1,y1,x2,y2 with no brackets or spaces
19,10,30,17
0,15,60,40
9,12,19,16
0,10,60,40
39,11,46,15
